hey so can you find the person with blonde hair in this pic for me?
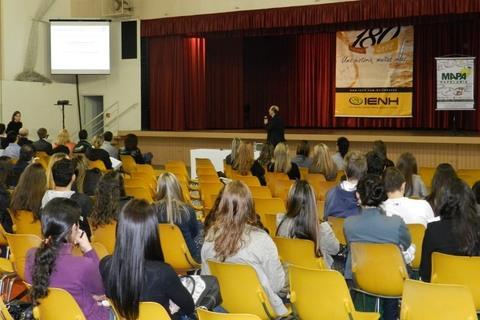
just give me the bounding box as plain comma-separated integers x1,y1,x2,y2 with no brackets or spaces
201,180,287,316
153,172,202,262
53,129,75,155
234,141,266,186
309,143,337,181
225,137,241,166
267,143,300,180
85,135,112,170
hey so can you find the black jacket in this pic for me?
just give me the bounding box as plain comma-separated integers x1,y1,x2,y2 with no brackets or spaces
266,115,285,147
86,147,112,170
32,139,53,155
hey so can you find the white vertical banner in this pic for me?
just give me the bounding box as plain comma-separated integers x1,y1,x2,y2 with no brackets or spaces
436,57,475,110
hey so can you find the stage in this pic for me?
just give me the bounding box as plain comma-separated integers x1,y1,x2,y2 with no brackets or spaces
117,129,480,170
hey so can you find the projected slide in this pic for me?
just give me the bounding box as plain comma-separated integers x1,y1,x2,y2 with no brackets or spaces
50,20,110,74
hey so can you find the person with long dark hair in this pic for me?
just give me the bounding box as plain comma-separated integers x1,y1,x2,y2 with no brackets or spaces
6,111,22,135
420,178,480,282
119,133,145,164
396,152,427,198
425,163,458,216
332,137,349,171
276,180,339,267
100,199,194,320
25,198,110,320
344,174,411,320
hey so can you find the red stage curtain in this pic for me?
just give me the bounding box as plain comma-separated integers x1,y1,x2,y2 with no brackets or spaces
205,38,244,129
141,0,480,37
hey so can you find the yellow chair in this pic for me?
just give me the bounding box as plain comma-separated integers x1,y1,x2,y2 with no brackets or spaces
400,279,477,320
272,180,293,200
418,167,435,189
254,198,286,236
88,159,108,172
431,252,480,310
199,182,223,212
91,242,109,259
166,163,189,178
234,176,261,187
273,237,325,269
124,186,153,203
305,173,326,185
124,178,148,189
33,287,86,320
309,180,337,201
207,260,288,320
327,216,346,245
8,209,42,237
299,167,309,180
316,200,325,221
406,224,425,270
197,167,218,177
120,155,137,174
111,301,171,320
0,297,13,320
289,265,380,320
197,309,262,320
265,172,289,194
135,163,156,175
4,232,42,280
351,243,408,312
91,222,117,254
198,175,221,184
224,163,232,178
158,224,199,273
249,186,272,199
0,225,16,301
457,169,480,187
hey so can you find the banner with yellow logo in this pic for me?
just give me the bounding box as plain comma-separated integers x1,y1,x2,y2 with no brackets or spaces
335,26,414,117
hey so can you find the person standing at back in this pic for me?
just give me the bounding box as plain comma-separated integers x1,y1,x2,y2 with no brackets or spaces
264,105,285,147
6,111,22,135
33,128,53,155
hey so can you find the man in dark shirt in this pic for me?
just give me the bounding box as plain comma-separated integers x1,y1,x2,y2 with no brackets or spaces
32,127,53,155
17,128,33,146
264,105,285,147
0,124,7,149
74,129,91,153
12,144,34,186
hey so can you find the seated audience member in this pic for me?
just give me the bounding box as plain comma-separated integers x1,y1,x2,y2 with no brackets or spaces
46,152,69,189
344,174,411,320
0,123,7,149
267,143,300,180
382,167,434,227
3,131,20,159
366,150,386,176
6,111,22,135
41,159,92,238
420,178,480,282
257,143,274,167
472,180,480,212
101,131,118,159
17,128,33,146
0,158,13,232
324,151,367,219
277,180,339,268
85,135,112,170
74,129,92,153
90,171,131,229
10,163,46,222
71,154,102,196
397,152,427,198
225,137,241,166
234,141,266,186
331,137,349,171
119,133,146,164
153,172,202,262
12,144,34,186
291,140,312,168
425,163,458,216
26,198,111,320
309,143,337,181
101,199,195,320
373,140,395,167
202,181,287,316
54,129,75,155
32,127,53,155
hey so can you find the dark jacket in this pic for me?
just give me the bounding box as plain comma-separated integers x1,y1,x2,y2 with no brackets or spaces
119,147,145,164
17,137,33,147
86,148,112,170
267,162,300,180
6,121,22,134
324,185,360,219
32,139,53,155
266,115,285,147
74,140,92,154
12,160,30,186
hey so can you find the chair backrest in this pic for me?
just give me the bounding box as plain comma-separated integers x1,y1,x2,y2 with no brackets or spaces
309,180,337,201
289,266,376,320
8,210,42,237
418,167,435,189
124,186,153,203
249,186,272,199
88,159,107,172
254,198,286,236
4,232,42,280
327,217,346,245
165,163,189,178
199,175,221,184
400,279,477,320
272,180,293,200
406,224,425,269
316,200,325,221
273,237,325,269
91,222,117,254
234,176,261,187
299,167,309,180
305,173,326,185
199,182,223,210
33,287,86,320
265,172,289,194
120,155,137,174
197,167,218,177
0,297,13,320
158,224,199,272
431,252,480,310
351,242,408,297
110,301,171,320
197,308,262,320
207,260,277,319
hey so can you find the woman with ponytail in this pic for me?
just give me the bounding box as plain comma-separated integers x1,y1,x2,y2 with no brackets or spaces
25,198,110,320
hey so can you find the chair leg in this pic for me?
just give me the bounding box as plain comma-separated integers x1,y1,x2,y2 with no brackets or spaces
374,297,380,313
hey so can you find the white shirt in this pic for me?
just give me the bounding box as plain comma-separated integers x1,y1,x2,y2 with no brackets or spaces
381,197,435,227
41,190,75,208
